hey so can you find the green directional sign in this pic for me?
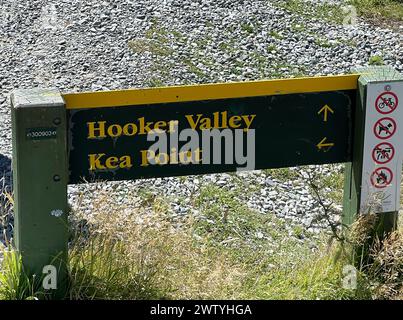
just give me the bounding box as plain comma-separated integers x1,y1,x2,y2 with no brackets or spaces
12,69,403,299
68,90,355,183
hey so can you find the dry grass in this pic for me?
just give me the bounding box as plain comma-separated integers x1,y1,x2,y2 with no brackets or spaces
345,214,403,300
365,228,403,299
68,188,248,300
65,184,363,300
348,0,403,21
1,180,403,300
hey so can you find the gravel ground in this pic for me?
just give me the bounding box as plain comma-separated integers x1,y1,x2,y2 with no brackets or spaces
0,0,402,246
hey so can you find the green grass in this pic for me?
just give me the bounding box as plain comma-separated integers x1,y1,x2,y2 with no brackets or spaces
264,167,299,181
194,184,286,247
280,0,345,24
241,23,255,34
66,190,253,300
348,0,403,21
0,249,56,300
128,38,173,57
269,30,283,40
251,248,364,299
2,180,403,300
147,77,165,87
128,18,175,58
184,59,207,78
369,55,385,66
321,166,345,204
267,44,277,52
314,37,334,49
291,23,307,32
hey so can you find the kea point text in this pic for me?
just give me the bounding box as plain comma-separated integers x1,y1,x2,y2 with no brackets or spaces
86,111,257,172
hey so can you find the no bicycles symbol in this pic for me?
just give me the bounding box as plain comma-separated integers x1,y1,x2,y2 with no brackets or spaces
373,117,396,139
372,142,395,164
370,167,393,188
375,92,398,114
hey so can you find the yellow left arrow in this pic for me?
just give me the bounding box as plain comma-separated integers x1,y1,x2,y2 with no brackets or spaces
318,104,334,122
317,137,334,150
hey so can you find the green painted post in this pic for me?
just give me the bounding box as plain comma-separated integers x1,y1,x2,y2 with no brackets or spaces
11,89,69,299
343,66,403,237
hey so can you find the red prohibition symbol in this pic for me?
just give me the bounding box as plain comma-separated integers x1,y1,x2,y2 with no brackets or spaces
372,142,395,164
373,117,397,139
370,167,393,189
375,92,398,114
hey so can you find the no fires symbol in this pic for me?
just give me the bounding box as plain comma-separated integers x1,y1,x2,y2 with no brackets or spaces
370,167,393,189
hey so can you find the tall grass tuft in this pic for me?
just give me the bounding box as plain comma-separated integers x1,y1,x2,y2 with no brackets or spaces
2,181,402,300
67,188,247,300
0,249,41,300
342,213,403,299
365,231,403,299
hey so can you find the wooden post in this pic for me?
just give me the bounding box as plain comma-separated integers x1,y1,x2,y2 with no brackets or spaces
343,66,402,237
11,89,69,299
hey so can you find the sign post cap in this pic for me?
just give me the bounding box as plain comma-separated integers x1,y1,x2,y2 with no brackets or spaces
10,88,64,109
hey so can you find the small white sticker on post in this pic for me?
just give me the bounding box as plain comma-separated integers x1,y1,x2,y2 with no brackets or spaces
50,209,64,217
360,81,403,213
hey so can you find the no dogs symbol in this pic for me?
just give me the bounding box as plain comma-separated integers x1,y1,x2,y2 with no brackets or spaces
370,167,393,189
373,117,396,139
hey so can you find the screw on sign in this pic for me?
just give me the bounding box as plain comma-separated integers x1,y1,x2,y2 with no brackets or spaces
372,142,395,164
375,92,398,114
373,117,397,139
370,167,393,189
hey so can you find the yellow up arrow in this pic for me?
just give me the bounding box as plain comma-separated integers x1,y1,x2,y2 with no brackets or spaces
317,137,334,150
318,104,334,122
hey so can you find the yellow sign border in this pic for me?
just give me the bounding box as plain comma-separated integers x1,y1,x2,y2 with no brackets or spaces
63,74,359,110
